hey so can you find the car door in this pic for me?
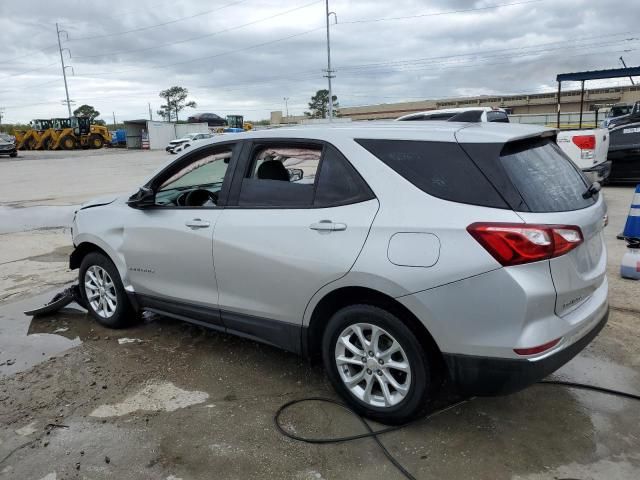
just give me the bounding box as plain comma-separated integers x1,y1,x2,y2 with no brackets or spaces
212,139,379,350
120,142,239,324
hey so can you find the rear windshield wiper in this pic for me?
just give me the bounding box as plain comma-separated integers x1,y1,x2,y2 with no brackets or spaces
582,181,601,199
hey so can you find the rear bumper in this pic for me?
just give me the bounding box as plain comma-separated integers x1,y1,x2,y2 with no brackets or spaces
582,160,611,182
443,307,608,396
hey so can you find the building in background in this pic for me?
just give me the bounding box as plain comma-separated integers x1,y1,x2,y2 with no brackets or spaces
271,85,640,125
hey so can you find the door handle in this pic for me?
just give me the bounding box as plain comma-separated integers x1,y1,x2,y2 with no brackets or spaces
309,220,347,232
185,218,210,229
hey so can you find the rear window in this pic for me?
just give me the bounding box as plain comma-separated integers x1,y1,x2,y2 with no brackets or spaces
499,138,594,212
356,139,507,208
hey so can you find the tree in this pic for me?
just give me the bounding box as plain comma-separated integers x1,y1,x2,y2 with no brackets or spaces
73,104,101,122
156,105,173,122
158,86,197,122
304,89,339,119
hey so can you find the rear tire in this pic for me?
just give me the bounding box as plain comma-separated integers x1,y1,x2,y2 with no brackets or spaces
23,138,35,150
9,152,17,158
322,304,435,425
79,252,134,329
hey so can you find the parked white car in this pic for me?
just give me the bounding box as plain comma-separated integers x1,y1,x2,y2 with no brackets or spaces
397,107,509,123
556,128,610,183
166,132,214,154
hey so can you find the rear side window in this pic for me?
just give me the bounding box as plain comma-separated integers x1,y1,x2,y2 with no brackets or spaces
499,139,594,212
486,111,509,123
239,145,321,207
314,145,374,207
356,139,507,208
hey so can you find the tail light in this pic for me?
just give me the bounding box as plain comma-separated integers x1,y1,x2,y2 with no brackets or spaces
571,135,595,160
467,223,583,266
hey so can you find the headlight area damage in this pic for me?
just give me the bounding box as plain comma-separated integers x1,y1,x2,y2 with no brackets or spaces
79,195,119,210
23,285,87,316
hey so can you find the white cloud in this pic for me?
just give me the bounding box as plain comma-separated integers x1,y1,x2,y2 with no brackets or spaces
0,0,638,123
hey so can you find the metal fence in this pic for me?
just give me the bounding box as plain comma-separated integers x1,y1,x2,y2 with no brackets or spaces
508,112,603,129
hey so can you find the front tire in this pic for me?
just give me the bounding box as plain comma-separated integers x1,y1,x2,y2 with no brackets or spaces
79,252,134,328
89,134,104,149
322,305,435,425
59,135,76,150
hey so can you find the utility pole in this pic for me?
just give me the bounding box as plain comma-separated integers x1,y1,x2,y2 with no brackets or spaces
283,97,289,119
619,56,635,85
56,23,73,117
324,0,337,122
0,108,4,128
112,112,116,127
148,103,153,121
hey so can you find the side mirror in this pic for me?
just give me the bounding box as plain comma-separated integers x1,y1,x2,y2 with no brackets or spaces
127,187,155,209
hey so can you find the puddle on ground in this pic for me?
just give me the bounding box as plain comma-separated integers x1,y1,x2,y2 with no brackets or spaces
0,205,77,234
0,288,85,376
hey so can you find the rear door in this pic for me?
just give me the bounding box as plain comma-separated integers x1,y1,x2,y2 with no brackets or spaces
213,139,378,342
497,138,607,316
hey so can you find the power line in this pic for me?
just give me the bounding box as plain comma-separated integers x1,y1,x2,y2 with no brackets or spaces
7,40,637,112
334,32,640,72
72,0,323,60
74,26,326,78
338,0,543,25
61,0,545,75
68,0,250,41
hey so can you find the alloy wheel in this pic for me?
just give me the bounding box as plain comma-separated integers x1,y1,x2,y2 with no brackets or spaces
84,265,118,318
335,323,412,408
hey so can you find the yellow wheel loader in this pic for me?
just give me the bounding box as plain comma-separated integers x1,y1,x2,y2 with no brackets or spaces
16,119,52,150
50,117,112,150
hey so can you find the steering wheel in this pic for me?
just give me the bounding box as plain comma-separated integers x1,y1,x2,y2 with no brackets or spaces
184,189,218,207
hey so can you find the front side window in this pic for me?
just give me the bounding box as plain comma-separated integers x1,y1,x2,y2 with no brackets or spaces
155,148,232,207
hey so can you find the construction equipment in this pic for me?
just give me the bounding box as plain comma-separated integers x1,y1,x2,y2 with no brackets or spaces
228,115,253,131
14,117,111,150
215,115,253,133
16,119,52,150
50,116,111,150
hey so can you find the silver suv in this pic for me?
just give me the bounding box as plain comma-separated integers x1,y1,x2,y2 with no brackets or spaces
70,122,608,424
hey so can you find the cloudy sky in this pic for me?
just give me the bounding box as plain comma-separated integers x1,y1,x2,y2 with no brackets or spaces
1,0,639,123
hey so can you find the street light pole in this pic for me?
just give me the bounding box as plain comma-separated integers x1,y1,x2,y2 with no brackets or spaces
325,0,337,122
56,23,73,118
283,97,289,119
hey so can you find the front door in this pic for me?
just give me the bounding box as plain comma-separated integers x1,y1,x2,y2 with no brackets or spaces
213,139,379,345
121,143,238,320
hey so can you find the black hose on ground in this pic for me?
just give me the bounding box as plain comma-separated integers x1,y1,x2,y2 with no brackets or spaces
274,381,640,480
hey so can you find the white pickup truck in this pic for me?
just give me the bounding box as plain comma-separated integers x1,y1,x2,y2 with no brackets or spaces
556,128,610,183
